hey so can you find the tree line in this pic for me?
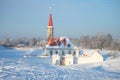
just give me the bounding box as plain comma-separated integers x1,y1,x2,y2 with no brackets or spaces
70,33,120,51
0,33,120,51
0,37,46,48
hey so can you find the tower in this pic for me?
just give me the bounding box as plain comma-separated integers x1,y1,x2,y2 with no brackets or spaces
47,7,54,41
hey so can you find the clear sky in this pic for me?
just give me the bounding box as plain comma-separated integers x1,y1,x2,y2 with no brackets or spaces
0,0,120,39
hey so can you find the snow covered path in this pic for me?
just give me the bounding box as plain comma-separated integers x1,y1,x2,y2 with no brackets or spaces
0,47,120,80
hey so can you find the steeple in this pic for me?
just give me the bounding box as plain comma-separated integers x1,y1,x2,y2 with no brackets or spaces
48,7,53,26
47,7,54,41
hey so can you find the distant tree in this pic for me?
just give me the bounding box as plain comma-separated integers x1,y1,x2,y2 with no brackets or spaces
40,40,46,47
29,37,45,47
92,33,111,50
70,38,80,47
87,33,113,50
90,36,96,49
2,38,13,47
104,34,113,49
16,37,29,47
116,38,120,51
79,35,90,48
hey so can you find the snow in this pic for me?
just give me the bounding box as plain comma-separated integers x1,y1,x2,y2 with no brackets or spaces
0,47,120,80
46,36,76,49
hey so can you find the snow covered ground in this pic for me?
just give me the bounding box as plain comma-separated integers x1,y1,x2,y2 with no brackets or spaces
0,46,120,80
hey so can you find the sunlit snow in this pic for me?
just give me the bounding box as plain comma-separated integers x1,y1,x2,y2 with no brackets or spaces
0,46,120,80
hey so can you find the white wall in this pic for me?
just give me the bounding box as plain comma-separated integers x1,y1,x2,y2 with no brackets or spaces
78,52,103,64
90,51,103,62
64,54,73,66
78,57,91,64
52,54,60,65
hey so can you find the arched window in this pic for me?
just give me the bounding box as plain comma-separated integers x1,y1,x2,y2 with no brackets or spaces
74,50,76,56
62,57,65,66
69,50,71,54
67,44,71,47
50,50,53,56
56,50,58,54
62,50,64,55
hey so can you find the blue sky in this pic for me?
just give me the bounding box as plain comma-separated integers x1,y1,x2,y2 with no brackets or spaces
0,0,120,39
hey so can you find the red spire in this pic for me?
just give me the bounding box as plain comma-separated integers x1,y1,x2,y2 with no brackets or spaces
48,13,53,26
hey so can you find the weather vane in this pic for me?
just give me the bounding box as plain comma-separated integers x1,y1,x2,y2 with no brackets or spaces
49,6,52,13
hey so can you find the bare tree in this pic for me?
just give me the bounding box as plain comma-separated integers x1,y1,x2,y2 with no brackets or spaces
79,35,90,48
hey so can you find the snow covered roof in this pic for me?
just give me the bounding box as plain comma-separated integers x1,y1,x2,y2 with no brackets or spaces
46,36,77,49
82,50,100,57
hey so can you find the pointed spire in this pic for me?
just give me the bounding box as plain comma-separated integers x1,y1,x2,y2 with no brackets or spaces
48,6,53,26
47,7,54,41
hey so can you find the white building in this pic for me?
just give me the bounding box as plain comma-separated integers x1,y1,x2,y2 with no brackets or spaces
45,36,79,66
77,50,103,64
39,8,104,66
52,53,74,66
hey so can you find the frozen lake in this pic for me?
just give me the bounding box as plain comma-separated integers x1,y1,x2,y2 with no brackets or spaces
0,46,120,80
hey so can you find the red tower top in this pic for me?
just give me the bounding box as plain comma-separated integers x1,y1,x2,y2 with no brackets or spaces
48,13,53,26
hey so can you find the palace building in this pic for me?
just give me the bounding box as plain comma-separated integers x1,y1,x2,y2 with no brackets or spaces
39,8,103,66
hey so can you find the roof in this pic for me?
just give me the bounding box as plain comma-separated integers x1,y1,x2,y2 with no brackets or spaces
82,50,100,57
47,37,56,46
48,13,53,26
46,36,76,49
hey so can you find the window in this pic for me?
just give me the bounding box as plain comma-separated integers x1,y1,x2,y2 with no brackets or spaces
62,50,64,55
67,44,71,47
50,50,53,56
56,50,58,54
69,50,71,54
74,50,76,56
62,57,65,66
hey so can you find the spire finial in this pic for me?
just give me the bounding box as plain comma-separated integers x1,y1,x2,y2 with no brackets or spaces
49,6,52,14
